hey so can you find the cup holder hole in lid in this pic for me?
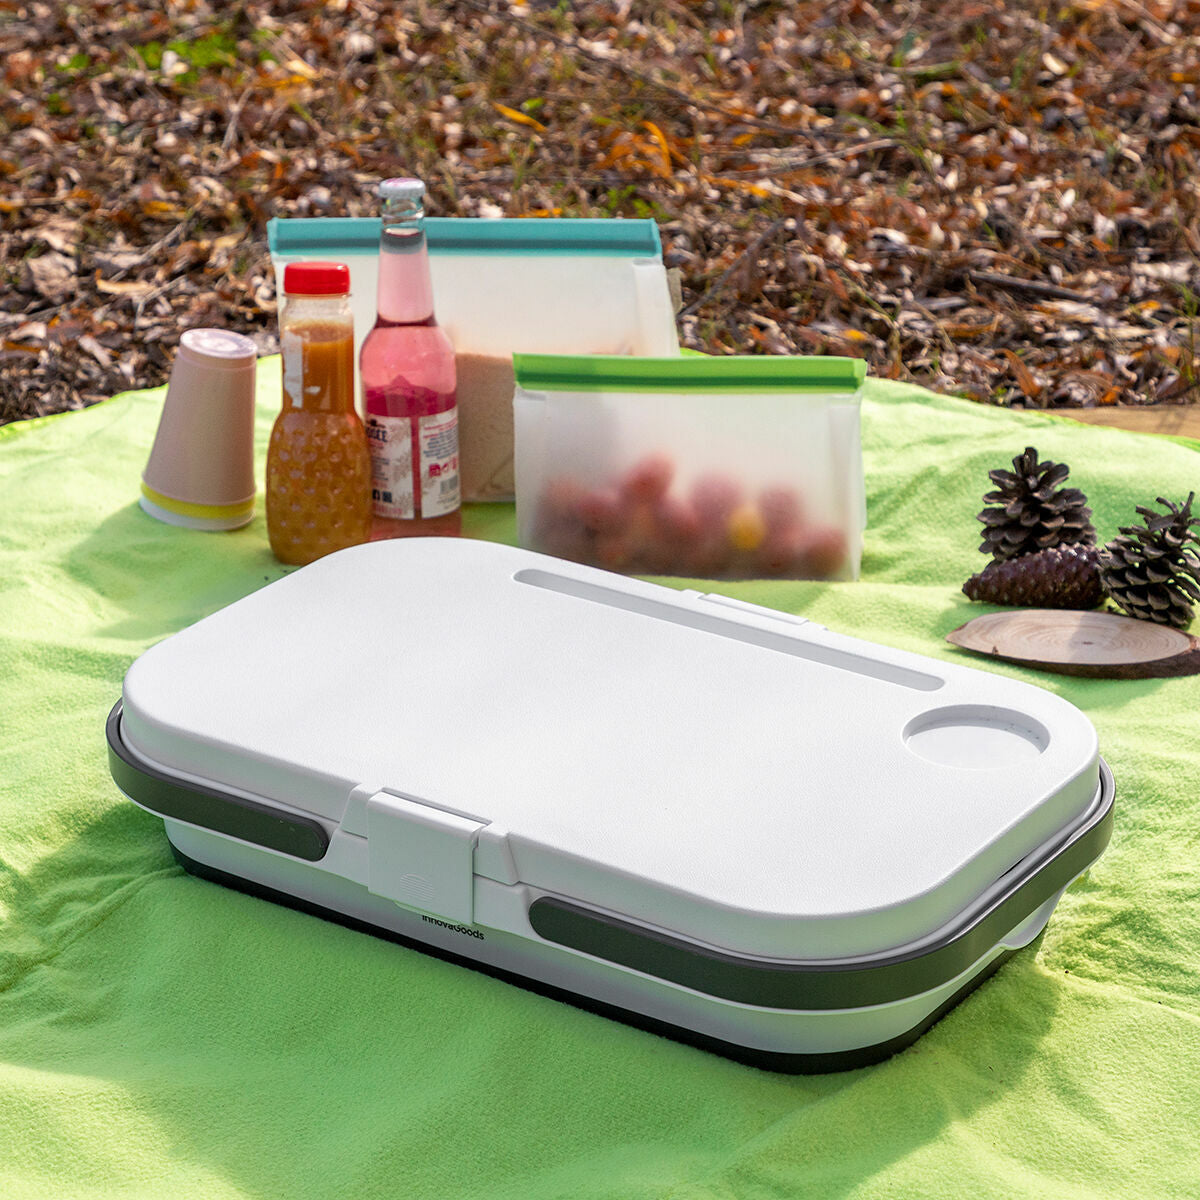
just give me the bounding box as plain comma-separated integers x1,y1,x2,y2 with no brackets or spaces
903,705,1049,769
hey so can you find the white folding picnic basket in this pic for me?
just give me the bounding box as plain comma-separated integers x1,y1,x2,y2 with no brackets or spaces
107,539,1112,1071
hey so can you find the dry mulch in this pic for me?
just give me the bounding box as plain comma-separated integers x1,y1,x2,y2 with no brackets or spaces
3,0,1200,424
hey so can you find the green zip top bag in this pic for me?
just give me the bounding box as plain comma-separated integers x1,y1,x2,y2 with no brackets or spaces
512,354,867,581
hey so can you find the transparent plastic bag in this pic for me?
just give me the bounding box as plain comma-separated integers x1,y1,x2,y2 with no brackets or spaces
268,218,679,501
513,354,866,581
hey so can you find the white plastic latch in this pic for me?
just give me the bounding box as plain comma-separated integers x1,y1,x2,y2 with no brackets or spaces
365,791,486,925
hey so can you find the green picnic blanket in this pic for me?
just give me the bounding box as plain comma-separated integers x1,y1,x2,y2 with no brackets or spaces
2,361,1198,1199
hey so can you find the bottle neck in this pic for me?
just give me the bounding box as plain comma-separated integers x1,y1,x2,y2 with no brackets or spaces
376,219,436,326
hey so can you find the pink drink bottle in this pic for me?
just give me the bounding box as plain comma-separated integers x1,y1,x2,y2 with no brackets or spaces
361,178,461,538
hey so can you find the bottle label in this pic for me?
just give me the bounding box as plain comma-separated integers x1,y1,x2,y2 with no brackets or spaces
365,414,414,519
418,408,460,518
281,330,303,409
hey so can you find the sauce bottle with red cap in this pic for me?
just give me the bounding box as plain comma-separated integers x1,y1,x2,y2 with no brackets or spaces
266,261,371,565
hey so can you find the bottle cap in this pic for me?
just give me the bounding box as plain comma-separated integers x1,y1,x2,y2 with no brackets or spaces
283,261,351,296
379,178,425,203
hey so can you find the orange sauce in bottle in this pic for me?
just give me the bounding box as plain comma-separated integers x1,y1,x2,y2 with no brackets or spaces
267,309,371,566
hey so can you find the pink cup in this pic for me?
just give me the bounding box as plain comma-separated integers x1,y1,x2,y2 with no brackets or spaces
140,328,258,531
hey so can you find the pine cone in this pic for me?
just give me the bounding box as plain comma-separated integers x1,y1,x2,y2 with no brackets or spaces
1099,493,1200,629
977,446,1097,561
963,544,1104,609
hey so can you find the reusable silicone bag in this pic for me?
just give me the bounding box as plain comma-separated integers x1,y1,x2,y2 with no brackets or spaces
513,354,867,580
268,218,679,501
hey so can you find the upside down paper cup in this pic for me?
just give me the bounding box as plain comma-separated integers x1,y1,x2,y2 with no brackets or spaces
140,329,258,531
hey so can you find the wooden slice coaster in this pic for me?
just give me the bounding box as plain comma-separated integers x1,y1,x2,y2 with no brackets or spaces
946,609,1200,679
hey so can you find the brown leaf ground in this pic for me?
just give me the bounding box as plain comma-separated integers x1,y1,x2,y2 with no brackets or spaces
3,0,1200,424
